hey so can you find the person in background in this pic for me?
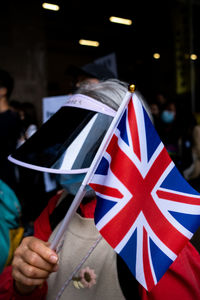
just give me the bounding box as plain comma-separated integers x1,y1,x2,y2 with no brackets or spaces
0,69,22,193
149,101,162,133
159,100,182,167
155,92,168,112
182,113,200,192
9,100,23,117
17,102,38,147
0,71,24,279
14,101,46,230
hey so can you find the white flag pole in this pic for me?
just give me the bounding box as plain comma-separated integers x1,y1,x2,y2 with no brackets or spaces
82,89,133,186
50,85,135,251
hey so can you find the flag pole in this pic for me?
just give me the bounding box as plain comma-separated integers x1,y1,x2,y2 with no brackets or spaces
50,84,135,251
82,85,135,186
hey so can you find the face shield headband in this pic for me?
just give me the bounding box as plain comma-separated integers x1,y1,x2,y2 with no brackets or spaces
8,94,116,174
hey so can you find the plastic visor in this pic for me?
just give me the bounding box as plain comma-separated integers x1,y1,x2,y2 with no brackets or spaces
8,94,116,174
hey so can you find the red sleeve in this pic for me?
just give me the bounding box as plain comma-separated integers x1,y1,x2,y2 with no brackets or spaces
34,192,62,241
140,241,200,300
0,266,47,300
0,192,62,300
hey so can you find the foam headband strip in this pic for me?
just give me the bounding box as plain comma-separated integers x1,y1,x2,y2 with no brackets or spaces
63,94,116,117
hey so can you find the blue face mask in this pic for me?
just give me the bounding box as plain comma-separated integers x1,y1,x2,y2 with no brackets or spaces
161,110,175,123
58,173,94,196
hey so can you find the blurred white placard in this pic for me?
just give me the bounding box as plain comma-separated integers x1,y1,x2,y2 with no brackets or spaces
42,95,71,192
43,95,70,123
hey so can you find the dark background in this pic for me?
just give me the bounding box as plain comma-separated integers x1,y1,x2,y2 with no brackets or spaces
1,0,200,123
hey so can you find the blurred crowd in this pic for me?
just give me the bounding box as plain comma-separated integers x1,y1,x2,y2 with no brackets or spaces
0,69,52,272
149,92,200,192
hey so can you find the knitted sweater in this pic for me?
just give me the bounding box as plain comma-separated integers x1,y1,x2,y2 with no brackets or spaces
47,213,125,299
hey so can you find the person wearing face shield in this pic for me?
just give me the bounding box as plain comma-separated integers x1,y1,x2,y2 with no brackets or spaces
4,79,139,300
1,79,200,300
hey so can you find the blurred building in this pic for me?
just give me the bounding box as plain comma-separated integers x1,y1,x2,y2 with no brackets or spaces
0,0,200,123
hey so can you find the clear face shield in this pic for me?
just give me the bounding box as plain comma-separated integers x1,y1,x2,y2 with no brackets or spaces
8,94,116,175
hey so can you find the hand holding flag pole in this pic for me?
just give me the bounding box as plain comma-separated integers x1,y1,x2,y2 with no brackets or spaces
50,84,135,251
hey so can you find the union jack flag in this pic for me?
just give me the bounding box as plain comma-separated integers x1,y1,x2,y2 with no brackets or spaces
89,93,200,291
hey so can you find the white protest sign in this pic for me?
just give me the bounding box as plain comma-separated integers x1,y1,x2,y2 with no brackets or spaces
42,95,71,192
43,95,70,123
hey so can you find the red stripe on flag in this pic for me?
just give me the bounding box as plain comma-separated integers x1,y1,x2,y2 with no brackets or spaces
128,98,141,160
157,190,200,205
90,183,123,198
143,227,155,290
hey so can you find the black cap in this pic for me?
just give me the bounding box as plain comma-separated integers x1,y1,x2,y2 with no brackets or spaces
66,62,117,81
81,62,116,80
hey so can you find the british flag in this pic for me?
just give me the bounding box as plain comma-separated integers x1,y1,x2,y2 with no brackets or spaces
89,93,200,291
